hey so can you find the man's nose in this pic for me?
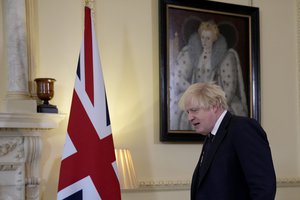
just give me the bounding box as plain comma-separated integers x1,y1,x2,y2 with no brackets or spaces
187,112,194,121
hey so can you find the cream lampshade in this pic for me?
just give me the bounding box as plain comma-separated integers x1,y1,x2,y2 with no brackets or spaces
115,148,138,189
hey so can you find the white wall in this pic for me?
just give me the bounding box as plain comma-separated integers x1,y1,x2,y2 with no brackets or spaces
1,0,300,199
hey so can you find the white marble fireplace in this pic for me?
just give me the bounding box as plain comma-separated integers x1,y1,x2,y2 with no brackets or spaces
0,113,64,200
0,0,65,199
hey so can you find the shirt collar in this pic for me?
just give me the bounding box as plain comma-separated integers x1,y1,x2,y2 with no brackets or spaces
211,110,227,136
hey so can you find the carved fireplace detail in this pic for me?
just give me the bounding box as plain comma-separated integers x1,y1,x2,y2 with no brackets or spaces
0,113,64,200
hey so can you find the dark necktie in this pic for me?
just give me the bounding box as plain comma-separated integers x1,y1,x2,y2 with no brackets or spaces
191,133,215,191
200,133,214,166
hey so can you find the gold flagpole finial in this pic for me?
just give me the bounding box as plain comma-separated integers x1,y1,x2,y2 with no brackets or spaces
84,0,94,8
84,0,95,22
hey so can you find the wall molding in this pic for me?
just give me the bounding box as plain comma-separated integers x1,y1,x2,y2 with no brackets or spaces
122,177,300,192
296,0,300,191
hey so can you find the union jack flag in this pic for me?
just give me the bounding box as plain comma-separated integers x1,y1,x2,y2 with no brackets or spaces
57,6,121,200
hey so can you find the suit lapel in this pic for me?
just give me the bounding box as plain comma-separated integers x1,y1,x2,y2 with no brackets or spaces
196,112,233,187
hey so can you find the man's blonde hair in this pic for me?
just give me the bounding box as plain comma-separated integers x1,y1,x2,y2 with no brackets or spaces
178,82,228,111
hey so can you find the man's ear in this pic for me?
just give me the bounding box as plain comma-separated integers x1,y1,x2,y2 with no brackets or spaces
211,105,219,113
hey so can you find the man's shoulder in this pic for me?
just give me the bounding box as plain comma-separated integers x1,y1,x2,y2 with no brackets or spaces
225,113,260,128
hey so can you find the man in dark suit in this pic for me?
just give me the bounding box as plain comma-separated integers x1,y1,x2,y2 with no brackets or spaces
178,82,276,200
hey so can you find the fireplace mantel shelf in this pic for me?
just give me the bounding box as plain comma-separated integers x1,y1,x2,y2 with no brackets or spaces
0,112,65,129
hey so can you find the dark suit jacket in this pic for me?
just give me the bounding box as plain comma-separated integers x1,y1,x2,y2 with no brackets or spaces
191,112,276,200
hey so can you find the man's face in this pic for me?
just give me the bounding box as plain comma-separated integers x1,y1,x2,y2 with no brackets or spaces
185,104,218,136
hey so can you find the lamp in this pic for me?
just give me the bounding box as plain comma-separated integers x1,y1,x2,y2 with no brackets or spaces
115,148,138,189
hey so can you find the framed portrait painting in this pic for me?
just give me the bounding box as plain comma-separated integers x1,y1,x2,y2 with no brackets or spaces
159,0,260,142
